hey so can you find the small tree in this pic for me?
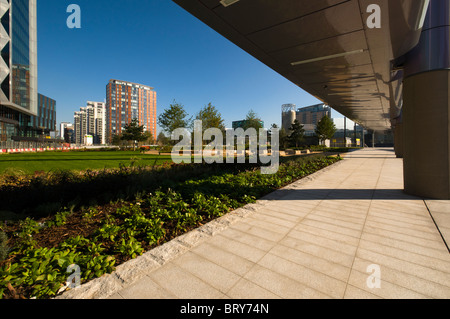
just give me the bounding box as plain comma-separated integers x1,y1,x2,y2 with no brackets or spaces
158,101,192,141
121,119,148,151
243,109,263,131
315,116,337,145
195,103,225,132
111,134,123,146
157,132,170,146
288,119,305,148
279,128,289,150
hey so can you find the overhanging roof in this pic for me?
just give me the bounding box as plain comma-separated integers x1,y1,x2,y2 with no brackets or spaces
173,0,430,131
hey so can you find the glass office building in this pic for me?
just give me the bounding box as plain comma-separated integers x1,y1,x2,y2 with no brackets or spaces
0,0,38,144
30,93,56,135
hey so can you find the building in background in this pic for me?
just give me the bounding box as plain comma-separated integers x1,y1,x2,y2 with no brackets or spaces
106,79,157,144
86,101,106,145
0,0,39,147
232,119,265,130
281,104,296,132
30,93,56,137
60,122,74,144
282,103,332,136
73,107,87,145
73,101,106,145
296,104,331,126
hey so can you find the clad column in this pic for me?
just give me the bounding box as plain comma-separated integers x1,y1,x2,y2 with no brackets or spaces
403,0,450,199
393,112,403,158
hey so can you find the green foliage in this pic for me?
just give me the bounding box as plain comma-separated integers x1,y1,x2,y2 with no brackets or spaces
315,116,337,143
288,120,305,148
0,246,80,298
243,109,264,131
195,103,226,133
116,237,144,260
158,101,192,136
46,210,72,228
121,119,152,151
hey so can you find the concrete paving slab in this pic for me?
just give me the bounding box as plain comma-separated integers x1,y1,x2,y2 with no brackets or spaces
425,200,450,250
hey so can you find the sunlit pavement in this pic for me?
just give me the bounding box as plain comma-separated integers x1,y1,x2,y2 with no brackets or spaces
60,148,450,299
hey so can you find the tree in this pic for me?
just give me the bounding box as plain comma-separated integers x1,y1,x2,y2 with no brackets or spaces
315,116,337,145
158,101,192,140
278,127,289,150
156,132,170,146
121,119,149,151
288,119,305,148
243,109,263,131
111,134,123,146
195,103,225,132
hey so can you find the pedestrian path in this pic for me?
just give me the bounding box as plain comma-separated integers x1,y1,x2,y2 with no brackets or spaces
59,148,450,299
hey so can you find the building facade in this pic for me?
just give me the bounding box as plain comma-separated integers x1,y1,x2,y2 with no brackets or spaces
232,120,265,130
60,122,74,143
296,104,331,126
282,103,332,136
73,101,106,145
86,101,106,145
30,93,56,136
106,79,157,144
0,1,59,150
0,0,38,146
73,108,87,145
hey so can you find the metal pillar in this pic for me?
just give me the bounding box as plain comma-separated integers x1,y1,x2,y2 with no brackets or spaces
403,0,450,199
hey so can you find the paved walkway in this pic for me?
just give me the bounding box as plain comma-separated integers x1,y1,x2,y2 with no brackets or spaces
59,148,450,299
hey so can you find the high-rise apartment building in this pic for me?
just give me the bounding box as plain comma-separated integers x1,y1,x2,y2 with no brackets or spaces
73,101,106,145
106,79,157,143
0,0,38,143
86,101,106,145
73,107,87,145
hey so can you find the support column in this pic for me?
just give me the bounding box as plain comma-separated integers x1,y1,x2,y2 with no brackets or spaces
394,122,403,158
403,0,450,199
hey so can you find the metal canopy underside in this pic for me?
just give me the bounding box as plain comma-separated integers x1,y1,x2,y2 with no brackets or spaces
173,0,430,132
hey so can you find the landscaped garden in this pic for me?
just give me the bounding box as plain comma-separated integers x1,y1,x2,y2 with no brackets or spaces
0,152,341,299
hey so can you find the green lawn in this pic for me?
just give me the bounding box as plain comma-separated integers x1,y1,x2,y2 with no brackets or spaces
0,151,174,175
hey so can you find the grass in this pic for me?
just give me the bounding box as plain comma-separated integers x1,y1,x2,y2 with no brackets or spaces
0,151,173,175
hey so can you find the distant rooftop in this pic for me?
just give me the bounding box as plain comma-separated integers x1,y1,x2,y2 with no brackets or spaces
297,103,331,113
108,79,155,91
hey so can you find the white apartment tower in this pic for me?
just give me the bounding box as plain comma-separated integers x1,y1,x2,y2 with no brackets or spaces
86,101,106,145
73,102,106,145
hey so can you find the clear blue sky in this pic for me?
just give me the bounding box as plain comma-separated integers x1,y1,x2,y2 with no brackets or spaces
37,0,347,132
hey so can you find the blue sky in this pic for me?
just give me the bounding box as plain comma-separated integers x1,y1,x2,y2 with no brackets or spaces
37,0,348,132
